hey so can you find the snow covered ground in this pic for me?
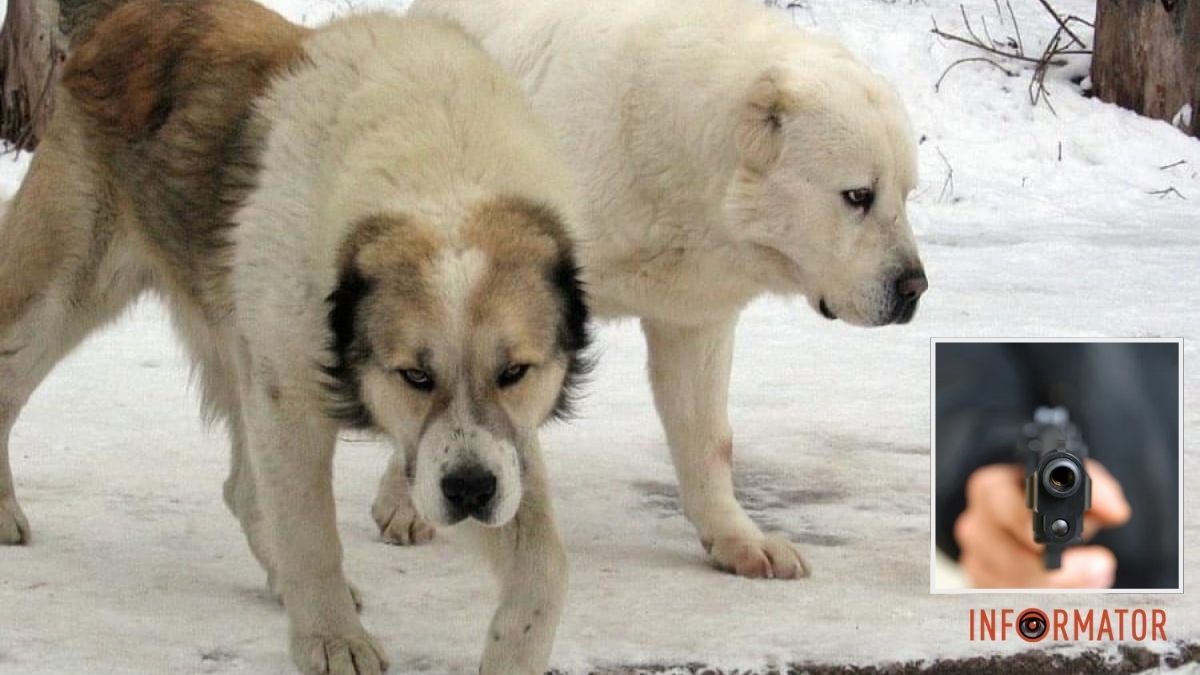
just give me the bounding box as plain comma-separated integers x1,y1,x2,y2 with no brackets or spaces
2,0,1198,673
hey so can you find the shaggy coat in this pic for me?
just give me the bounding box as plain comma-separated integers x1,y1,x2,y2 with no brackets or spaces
407,0,927,579
0,2,588,673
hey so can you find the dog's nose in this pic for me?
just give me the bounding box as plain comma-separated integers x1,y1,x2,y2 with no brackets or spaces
441,466,497,516
896,269,928,301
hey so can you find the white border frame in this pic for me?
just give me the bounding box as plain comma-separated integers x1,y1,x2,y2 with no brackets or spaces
929,337,1184,594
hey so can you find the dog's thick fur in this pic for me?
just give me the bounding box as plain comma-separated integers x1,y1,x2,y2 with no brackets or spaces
403,0,928,579
0,2,588,673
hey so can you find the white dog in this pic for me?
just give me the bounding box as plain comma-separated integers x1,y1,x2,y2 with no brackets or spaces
0,1,589,673
395,0,928,579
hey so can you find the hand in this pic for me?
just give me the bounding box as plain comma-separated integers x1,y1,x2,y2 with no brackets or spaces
954,460,1131,588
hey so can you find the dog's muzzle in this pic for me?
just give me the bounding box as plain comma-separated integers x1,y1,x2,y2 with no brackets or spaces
440,464,498,522
889,268,928,324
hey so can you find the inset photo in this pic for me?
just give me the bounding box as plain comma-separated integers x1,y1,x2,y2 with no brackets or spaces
931,339,1182,593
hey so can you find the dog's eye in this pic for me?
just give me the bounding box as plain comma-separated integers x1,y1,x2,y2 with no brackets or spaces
842,188,874,210
497,363,531,388
397,368,434,391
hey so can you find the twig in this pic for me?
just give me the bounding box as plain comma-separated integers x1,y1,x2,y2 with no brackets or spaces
1028,30,1063,113
1147,187,1185,199
931,24,1066,65
930,2,1090,114
936,147,955,202
1035,0,1086,48
960,5,988,47
1007,1,1024,55
1159,160,1187,170
936,57,1017,91
981,15,996,48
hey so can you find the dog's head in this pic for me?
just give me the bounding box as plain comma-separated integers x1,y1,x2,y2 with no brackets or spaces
725,51,927,326
324,197,590,527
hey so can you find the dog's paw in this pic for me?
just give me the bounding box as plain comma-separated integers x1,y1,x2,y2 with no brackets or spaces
291,630,389,675
707,533,809,579
371,492,435,546
0,498,30,545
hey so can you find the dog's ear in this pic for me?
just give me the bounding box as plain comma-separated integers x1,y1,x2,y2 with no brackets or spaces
736,68,787,172
320,215,393,429
322,261,375,428
547,248,593,422
736,67,805,173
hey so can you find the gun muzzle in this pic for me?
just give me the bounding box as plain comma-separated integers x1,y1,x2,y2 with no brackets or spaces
1021,407,1092,570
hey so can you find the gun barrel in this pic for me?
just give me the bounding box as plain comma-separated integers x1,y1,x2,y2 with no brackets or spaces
1042,456,1083,497
1021,407,1092,570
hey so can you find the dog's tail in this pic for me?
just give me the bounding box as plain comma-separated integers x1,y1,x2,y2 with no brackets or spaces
57,0,130,46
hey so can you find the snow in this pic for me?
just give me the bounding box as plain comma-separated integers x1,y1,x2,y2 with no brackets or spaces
1174,104,1194,133
2,0,1198,673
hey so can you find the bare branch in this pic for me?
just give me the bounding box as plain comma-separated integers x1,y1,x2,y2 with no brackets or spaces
1034,0,1087,48
1147,187,1185,199
931,23,1066,66
936,147,955,203
1007,1,1024,55
935,57,1017,92
959,5,988,47
931,1,1092,114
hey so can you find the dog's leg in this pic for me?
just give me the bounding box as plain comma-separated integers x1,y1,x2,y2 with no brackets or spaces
236,350,386,675
0,245,148,545
1,125,150,545
371,450,436,545
222,413,277,585
471,437,567,675
0,403,28,545
642,316,809,579
163,307,305,606
222,414,363,611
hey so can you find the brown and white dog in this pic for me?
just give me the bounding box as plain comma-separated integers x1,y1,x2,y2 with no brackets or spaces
0,1,589,673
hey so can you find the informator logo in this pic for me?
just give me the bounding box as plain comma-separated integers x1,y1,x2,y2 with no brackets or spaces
969,608,1167,642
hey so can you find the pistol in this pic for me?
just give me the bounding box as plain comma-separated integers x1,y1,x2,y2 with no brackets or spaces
1020,407,1091,569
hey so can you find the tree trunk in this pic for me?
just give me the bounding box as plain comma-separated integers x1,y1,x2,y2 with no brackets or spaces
0,0,64,151
1092,0,1200,138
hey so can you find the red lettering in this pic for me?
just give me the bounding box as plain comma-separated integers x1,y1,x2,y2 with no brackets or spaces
1001,608,1014,641
1152,609,1167,640
981,609,996,641
1053,609,1068,640
1074,609,1094,639
1097,611,1114,640
1131,609,1147,641
1113,609,1128,640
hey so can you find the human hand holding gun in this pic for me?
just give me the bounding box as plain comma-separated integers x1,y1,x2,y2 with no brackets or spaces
953,408,1132,588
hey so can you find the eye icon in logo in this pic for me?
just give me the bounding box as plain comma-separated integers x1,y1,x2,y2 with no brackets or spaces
1017,608,1049,642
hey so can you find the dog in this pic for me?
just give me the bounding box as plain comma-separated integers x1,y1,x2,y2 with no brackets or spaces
395,0,928,580
0,1,590,673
